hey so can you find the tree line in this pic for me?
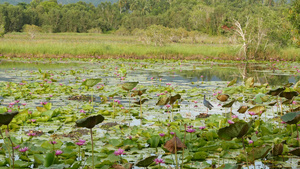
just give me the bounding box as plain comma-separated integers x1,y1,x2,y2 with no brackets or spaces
0,0,299,47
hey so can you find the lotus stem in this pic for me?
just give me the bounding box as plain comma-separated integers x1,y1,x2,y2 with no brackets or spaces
139,96,142,120
0,129,12,169
280,97,283,116
112,101,115,119
181,124,187,169
296,124,299,147
90,128,94,169
174,134,178,169
6,126,14,169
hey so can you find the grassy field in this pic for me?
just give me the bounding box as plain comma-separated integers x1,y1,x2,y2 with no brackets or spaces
0,33,299,60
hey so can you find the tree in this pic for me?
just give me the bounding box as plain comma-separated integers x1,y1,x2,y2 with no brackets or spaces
0,24,5,37
289,0,300,46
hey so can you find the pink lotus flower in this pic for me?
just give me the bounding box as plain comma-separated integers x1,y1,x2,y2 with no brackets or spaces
55,150,63,156
166,83,171,86
249,111,256,116
78,139,86,143
186,128,196,133
50,141,57,145
150,77,154,80
248,140,254,144
199,126,206,130
76,142,84,146
227,120,234,124
79,109,86,113
30,119,36,122
19,147,29,152
187,125,193,128
27,132,36,136
13,145,20,149
232,115,238,119
166,104,171,108
159,133,165,137
21,103,27,106
170,132,175,135
114,148,125,156
154,158,165,164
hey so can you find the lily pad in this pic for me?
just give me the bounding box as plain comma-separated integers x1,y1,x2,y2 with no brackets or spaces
281,111,300,124
279,91,298,100
289,147,300,156
75,114,105,129
227,78,237,87
222,100,235,108
169,94,181,105
272,143,283,156
121,82,139,91
266,87,285,96
248,145,271,162
0,111,19,126
248,106,266,115
245,77,254,88
156,96,170,106
82,78,102,87
135,156,157,167
218,120,251,140
164,136,186,153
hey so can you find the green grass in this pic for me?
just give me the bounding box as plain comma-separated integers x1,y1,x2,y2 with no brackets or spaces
0,33,298,60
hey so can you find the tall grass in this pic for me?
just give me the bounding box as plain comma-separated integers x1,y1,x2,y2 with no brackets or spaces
0,33,298,60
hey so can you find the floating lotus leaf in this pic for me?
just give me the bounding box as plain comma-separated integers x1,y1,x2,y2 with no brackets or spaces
279,91,298,100
135,156,157,167
266,87,285,96
248,106,266,114
169,94,181,105
217,94,230,102
227,78,237,87
272,143,283,156
0,111,19,126
82,78,102,87
282,99,294,105
121,82,138,91
289,106,300,112
133,99,148,105
281,111,300,124
112,163,133,169
248,145,271,162
222,100,235,108
294,80,300,89
218,120,252,140
75,114,105,129
237,106,249,114
284,82,294,87
268,102,277,106
254,93,265,104
156,96,170,106
218,164,239,169
245,77,254,88
289,147,300,156
164,136,186,153
132,89,146,96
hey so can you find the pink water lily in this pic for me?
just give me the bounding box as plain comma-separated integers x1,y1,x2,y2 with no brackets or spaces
114,148,125,156
19,147,29,152
55,150,63,156
227,120,234,124
154,158,165,164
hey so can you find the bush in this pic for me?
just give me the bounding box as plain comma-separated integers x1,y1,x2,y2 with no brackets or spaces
114,26,130,36
87,28,102,34
0,24,5,38
23,24,41,39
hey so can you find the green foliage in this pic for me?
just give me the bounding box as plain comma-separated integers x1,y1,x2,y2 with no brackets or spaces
289,0,300,46
23,24,41,39
0,24,4,37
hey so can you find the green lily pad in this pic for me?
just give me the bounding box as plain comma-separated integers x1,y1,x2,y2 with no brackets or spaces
248,105,266,114
289,147,300,156
266,87,285,96
272,143,283,156
0,111,19,126
245,77,254,88
279,91,299,100
281,111,300,124
248,145,271,162
227,78,237,87
169,94,181,105
44,152,55,167
82,78,102,87
135,155,157,167
75,114,105,129
121,82,138,91
254,93,265,104
218,120,251,140
192,151,208,161
156,96,170,106
222,100,235,108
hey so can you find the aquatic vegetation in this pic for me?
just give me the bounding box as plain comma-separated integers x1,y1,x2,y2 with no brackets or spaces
0,58,300,168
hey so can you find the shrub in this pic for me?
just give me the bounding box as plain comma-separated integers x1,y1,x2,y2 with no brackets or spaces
23,24,41,39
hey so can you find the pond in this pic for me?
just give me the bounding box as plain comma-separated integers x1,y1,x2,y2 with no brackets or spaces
0,58,300,169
